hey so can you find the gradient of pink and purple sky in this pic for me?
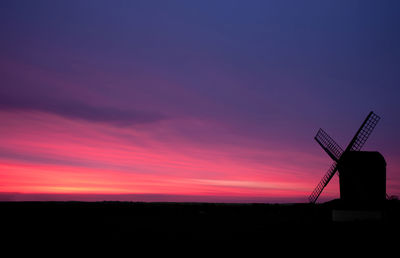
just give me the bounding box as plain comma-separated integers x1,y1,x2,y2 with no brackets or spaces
1,1,399,203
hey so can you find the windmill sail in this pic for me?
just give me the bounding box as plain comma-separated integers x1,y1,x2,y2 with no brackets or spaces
346,111,381,152
308,163,338,203
315,129,344,162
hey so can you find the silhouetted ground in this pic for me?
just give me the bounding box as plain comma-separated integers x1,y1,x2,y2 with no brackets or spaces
1,200,399,252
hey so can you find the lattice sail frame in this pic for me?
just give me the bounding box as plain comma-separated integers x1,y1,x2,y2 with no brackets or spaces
315,128,344,162
347,112,380,152
308,163,338,203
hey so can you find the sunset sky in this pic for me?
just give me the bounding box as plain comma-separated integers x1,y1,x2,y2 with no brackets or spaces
1,1,399,203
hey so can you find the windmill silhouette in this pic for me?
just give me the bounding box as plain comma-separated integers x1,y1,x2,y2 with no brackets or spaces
309,111,382,204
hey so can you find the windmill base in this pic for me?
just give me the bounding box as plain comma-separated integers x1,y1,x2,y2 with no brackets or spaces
332,209,383,222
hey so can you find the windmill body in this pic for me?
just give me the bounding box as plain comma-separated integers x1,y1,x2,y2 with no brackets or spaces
309,111,386,207
338,151,386,206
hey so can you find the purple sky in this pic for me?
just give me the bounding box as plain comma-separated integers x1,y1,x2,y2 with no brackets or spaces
0,1,399,202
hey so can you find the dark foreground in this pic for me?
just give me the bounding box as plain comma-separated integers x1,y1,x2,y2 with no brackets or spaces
1,200,399,251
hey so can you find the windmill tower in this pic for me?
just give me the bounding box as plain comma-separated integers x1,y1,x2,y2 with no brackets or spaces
309,111,386,206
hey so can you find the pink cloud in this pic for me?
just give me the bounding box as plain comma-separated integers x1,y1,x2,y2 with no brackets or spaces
0,110,356,202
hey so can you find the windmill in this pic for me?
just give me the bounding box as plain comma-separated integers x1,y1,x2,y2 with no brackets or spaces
308,111,381,203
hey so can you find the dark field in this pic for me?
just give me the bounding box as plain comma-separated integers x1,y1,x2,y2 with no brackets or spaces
1,200,399,251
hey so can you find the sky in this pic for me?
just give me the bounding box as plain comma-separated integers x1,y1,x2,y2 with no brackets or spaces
0,0,399,203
